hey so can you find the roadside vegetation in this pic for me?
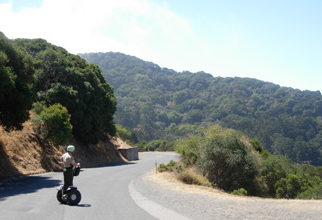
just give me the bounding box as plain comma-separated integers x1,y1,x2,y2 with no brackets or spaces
159,125,322,199
115,124,137,145
31,102,72,145
0,32,34,130
137,139,174,152
0,31,116,146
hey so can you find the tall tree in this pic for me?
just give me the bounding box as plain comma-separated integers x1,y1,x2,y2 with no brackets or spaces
0,32,34,129
15,39,116,144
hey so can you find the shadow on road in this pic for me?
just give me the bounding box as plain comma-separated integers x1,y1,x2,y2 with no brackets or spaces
0,175,61,201
108,161,137,167
82,161,137,169
0,140,22,179
77,204,91,207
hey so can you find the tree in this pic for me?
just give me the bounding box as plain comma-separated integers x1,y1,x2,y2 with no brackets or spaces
260,155,291,197
0,32,34,129
32,104,72,145
297,177,322,199
198,128,258,192
275,174,304,199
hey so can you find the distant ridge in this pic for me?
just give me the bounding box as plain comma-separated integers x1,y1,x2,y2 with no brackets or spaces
80,52,322,165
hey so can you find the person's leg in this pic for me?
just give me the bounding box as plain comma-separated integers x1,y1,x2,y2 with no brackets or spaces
63,168,73,194
62,170,68,195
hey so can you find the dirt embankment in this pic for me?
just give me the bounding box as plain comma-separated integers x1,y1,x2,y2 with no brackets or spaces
0,121,129,180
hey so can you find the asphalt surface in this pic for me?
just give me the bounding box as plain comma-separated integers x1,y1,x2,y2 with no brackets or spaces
1,152,321,220
0,152,179,220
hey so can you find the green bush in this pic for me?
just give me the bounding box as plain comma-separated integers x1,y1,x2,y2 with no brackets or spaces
260,155,292,197
297,178,322,199
158,160,176,172
136,141,147,152
116,124,131,140
175,135,201,165
231,188,248,196
198,130,258,192
139,139,174,152
32,101,46,115
33,104,72,145
115,124,137,144
275,174,304,199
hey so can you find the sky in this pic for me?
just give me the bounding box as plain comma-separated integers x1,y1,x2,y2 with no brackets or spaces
0,0,321,92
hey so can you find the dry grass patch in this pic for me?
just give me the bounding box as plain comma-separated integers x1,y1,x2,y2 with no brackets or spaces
177,167,212,187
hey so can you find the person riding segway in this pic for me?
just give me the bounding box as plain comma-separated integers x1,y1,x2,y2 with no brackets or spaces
57,145,81,205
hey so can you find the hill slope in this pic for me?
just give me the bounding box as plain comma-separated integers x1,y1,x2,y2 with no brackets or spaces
0,31,129,179
80,52,322,165
0,119,130,179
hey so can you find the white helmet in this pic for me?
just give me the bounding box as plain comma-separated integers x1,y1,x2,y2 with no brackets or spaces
67,145,75,152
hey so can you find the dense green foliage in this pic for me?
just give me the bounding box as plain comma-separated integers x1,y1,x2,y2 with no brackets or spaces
175,125,322,199
81,52,322,165
0,32,34,129
115,124,137,144
0,32,116,145
259,154,292,197
13,39,116,144
275,174,305,199
176,125,259,192
297,179,322,199
198,127,258,192
137,139,174,152
231,188,248,196
158,160,176,172
32,103,72,145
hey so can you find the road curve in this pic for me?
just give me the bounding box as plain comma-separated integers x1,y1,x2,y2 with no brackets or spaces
0,152,180,220
1,152,321,220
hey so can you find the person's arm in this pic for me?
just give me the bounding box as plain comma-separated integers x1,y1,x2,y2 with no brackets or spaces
59,155,64,166
71,156,80,167
72,162,80,167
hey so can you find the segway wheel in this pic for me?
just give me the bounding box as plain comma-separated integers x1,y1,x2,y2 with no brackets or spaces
57,189,67,204
67,189,81,206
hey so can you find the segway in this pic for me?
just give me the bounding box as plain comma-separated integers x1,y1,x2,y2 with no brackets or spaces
57,166,82,206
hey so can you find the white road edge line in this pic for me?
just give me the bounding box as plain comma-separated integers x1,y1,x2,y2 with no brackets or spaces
128,180,191,220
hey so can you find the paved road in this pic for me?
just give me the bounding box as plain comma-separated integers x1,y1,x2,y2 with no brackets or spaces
1,152,322,220
0,152,180,220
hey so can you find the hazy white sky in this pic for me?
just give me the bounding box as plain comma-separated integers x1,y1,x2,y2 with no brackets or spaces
0,0,321,92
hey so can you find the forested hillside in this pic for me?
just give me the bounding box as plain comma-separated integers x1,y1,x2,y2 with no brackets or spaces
81,52,322,165
0,32,116,145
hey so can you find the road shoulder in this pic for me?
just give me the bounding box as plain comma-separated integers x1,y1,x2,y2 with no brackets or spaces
140,170,322,220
